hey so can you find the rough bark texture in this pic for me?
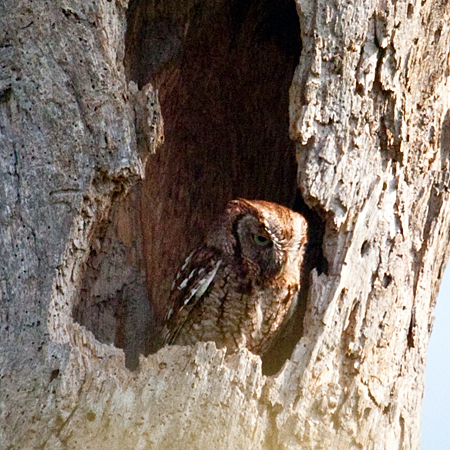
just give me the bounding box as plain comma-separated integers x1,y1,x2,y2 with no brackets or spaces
1,0,450,449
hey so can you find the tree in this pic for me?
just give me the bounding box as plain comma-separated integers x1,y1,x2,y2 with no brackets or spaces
1,0,449,448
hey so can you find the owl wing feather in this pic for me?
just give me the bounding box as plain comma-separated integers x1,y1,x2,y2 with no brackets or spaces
162,247,222,345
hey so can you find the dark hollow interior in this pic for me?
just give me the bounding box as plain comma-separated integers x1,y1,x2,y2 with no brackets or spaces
74,0,326,375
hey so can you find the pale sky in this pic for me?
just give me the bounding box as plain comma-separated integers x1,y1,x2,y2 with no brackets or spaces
421,263,450,449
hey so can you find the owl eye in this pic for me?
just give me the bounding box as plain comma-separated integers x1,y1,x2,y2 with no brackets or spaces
253,234,272,247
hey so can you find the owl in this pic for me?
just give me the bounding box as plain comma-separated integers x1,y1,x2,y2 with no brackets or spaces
161,199,308,356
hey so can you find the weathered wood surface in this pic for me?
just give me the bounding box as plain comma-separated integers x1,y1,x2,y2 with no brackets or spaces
1,0,450,449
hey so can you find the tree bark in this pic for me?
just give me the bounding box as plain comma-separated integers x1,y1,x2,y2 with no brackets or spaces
1,0,450,449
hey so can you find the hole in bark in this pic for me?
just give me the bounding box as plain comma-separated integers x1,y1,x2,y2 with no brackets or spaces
360,240,370,257
355,82,364,97
407,3,414,19
125,0,303,329
73,0,325,375
49,369,59,383
407,307,416,348
382,274,392,288
434,25,442,44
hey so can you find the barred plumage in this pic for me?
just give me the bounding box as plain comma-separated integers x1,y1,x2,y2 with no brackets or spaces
161,199,308,356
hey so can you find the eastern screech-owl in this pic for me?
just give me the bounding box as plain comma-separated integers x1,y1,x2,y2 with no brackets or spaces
161,199,308,356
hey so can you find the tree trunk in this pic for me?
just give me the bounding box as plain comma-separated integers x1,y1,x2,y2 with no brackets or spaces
1,0,449,449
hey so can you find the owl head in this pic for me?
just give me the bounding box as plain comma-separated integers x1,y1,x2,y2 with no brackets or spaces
206,199,308,283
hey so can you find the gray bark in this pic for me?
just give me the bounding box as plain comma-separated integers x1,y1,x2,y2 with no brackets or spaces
1,0,450,449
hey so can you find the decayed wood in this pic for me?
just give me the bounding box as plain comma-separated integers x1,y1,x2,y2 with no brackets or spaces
1,0,450,449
